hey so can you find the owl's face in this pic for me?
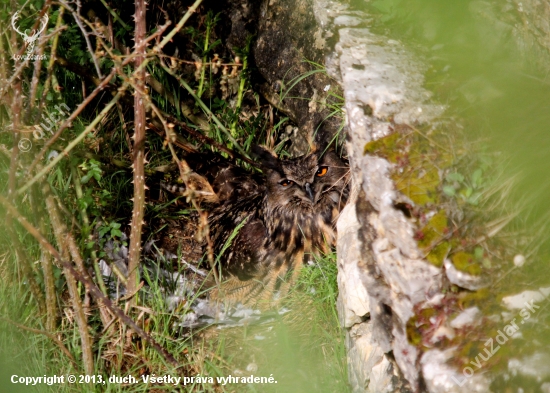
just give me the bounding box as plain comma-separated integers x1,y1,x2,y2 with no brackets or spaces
255,147,350,254
265,151,348,211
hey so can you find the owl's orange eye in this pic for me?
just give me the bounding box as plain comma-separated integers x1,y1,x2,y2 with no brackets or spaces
316,166,328,177
279,179,294,187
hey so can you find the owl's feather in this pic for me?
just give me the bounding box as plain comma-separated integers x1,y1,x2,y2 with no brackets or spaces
158,147,349,305
205,146,350,305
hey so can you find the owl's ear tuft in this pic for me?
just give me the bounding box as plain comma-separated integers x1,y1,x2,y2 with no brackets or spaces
252,145,280,171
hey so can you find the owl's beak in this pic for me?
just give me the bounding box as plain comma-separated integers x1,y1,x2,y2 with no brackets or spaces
304,182,314,202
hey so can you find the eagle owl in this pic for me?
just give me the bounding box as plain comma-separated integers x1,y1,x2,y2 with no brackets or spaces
159,145,350,305
204,145,350,305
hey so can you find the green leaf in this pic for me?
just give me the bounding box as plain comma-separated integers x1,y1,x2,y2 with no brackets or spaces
443,185,456,196
474,247,484,260
446,172,465,183
81,173,92,184
98,227,109,237
472,169,483,188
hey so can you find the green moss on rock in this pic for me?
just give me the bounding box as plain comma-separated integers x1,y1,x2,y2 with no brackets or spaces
452,251,482,276
393,167,440,205
363,132,401,162
417,211,450,267
426,242,451,267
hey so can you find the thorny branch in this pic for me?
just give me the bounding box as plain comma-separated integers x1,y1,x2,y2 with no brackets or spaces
45,187,95,375
28,69,116,173
0,194,181,369
6,0,46,315
126,0,148,306
0,0,236,375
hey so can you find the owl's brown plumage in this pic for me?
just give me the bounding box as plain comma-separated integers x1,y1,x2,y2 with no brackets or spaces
206,146,350,304
157,146,349,304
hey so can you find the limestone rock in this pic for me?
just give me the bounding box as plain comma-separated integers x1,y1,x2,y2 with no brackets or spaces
444,258,487,291
337,203,370,328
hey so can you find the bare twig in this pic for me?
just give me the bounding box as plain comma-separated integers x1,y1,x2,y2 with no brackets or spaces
153,0,203,51
54,56,103,86
34,182,58,331
85,8,210,133
159,60,250,158
0,1,52,100
70,165,109,297
148,116,258,167
5,3,47,315
158,53,243,67
0,195,181,369
69,0,103,78
38,7,66,115
28,26,48,115
99,0,131,31
19,81,126,195
146,74,210,131
148,105,220,285
45,187,94,375
147,121,198,153
28,69,116,173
